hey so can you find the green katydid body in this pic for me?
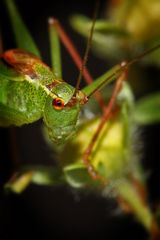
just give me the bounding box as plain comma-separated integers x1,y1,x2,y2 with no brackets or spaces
0,49,86,144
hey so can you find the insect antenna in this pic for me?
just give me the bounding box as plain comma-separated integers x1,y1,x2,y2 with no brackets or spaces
83,43,160,99
74,0,100,96
126,43,160,67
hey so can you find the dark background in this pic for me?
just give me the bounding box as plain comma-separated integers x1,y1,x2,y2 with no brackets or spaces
0,0,160,239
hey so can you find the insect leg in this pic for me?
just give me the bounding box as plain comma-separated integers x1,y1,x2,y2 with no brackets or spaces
48,18,62,79
48,18,105,110
83,68,128,183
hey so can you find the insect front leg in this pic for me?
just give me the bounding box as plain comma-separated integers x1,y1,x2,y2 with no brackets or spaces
83,67,128,184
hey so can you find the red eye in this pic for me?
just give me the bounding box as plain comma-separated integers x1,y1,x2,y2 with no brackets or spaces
52,98,65,110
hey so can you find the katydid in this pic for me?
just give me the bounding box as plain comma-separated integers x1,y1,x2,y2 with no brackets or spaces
0,0,159,182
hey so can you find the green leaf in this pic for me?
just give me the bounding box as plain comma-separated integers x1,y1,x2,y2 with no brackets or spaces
134,92,160,125
70,15,130,59
31,165,63,185
116,180,153,231
5,0,40,57
63,163,95,188
70,15,129,36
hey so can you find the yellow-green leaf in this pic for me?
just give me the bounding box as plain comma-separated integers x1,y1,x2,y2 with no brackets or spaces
134,92,160,125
